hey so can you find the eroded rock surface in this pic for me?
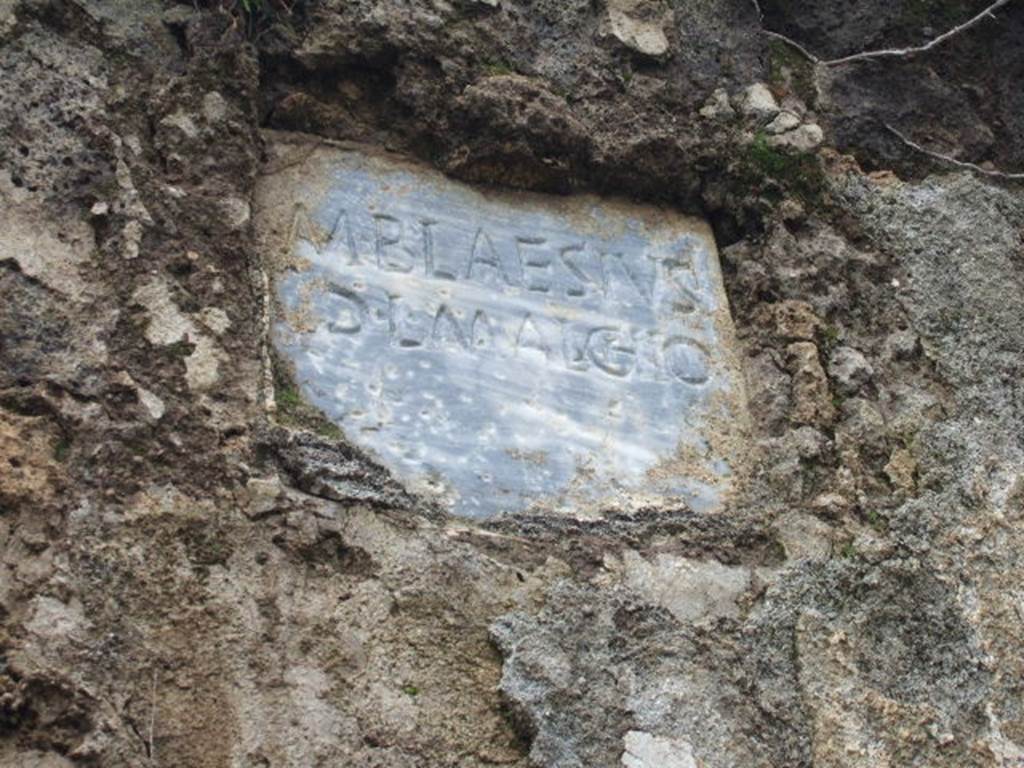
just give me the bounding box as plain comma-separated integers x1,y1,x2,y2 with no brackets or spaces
1,0,1023,766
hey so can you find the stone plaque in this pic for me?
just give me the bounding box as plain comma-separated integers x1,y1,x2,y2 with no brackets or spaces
263,141,745,518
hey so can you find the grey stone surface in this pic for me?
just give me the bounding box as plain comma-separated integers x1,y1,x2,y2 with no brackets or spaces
827,345,873,394
621,731,698,768
268,144,744,517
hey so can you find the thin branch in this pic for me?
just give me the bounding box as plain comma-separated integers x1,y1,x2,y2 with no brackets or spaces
749,0,1022,179
824,0,1015,66
751,0,822,64
762,29,821,64
753,0,1016,68
886,124,1024,180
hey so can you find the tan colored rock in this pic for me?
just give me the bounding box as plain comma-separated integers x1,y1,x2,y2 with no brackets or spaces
768,123,824,152
137,386,166,420
786,341,835,426
775,512,833,561
740,82,780,120
133,278,193,346
200,306,232,335
810,491,852,517
202,91,228,122
836,398,888,457
766,110,800,135
796,611,893,768
752,299,822,342
132,277,224,391
121,219,143,260
770,299,822,341
184,334,223,391
0,410,60,507
243,475,286,518
0,198,95,300
604,0,670,58
885,447,917,493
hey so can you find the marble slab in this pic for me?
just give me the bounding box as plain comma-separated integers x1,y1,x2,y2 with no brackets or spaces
261,140,746,518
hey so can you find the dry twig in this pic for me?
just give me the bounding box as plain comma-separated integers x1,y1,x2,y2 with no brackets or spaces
751,0,1016,67
749,0,1023,179
825,0,1015,65
762,29,821,64
886,124,1024,180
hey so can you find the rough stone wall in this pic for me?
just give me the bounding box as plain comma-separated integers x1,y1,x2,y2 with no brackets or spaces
1,1,1023,767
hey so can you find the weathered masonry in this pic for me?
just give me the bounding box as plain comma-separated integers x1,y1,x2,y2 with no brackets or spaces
260,138,747,518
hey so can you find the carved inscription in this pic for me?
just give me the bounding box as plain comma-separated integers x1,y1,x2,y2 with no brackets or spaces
291,205,714,384
271,153,740,518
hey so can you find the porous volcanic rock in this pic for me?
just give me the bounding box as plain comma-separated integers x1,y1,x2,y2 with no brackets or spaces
1,0,1023,766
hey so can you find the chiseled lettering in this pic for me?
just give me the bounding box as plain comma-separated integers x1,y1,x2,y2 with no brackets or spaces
289,203,327,258
602,251,655,305
291,204,365,265
586,326,636,378
559,243,601,298
662,241,704,313
317,206,717,386
560,322,589,371
466,228,519,287
515,313,550,359
325,282,366,334
373,213,413,273
386,294,428,348
329,208,361,264
516,237,550,294
431,304,470,351
471,309,497,350
420,218,439,277
663,336,710,384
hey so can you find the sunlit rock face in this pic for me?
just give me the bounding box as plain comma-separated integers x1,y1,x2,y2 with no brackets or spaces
266,142,746,518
